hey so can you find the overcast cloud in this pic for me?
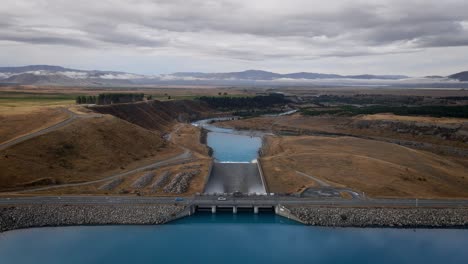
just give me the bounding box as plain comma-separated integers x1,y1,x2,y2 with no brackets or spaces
0,0,467,75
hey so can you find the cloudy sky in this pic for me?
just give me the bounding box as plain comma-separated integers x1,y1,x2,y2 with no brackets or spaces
1,0,467,76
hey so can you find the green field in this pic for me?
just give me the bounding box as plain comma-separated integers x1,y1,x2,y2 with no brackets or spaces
0,92,77,112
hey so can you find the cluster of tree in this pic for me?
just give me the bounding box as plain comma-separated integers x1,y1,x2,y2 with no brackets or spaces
76,93,145,105
301,105,468,118
76,95,97,104
310,94,424,106
197,93,288,110
233,109,285,117
439,96,468,101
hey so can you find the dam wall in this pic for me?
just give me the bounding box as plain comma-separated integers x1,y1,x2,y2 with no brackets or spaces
203,162,266,194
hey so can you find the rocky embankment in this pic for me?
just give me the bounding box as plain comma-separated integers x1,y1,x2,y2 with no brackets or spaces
288,207,468,228
164,170,200,193
0,204,186,233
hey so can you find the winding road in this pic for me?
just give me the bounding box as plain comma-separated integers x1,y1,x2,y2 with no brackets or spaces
14,149,193,193
0,108,103,151
1,109,195,194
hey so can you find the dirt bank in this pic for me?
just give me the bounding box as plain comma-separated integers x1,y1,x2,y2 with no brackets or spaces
90,100,215,132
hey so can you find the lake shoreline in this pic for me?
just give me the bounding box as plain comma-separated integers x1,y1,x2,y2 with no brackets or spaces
0,204,189,233
2,204,468,233
288,206,468,228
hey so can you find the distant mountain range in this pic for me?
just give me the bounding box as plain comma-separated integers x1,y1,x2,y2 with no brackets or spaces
171,70,409,81
448,71,468,82
0,65,466,87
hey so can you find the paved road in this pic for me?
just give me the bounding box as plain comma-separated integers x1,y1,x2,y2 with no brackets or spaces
0,195,467,208
0,108,103,151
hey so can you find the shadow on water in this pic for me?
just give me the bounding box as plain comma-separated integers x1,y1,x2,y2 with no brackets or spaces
170,211,301,225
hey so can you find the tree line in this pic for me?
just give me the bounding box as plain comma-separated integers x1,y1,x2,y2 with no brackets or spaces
301,105,468,118
197,93,288,110
76,93,145,105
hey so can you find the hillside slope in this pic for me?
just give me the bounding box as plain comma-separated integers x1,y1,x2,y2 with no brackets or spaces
261,135,468,198
90,100,214,131
0,115,173,191
449,71,468,81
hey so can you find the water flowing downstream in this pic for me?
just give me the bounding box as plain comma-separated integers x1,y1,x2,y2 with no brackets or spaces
193,118,266,194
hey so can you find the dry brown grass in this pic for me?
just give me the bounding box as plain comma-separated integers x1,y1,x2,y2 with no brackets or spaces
220,113,468,150
358,113,468,123
27,156,212,196
0,85,253,98
170,123,211,156
0,115,183,191
217,114,345,134
261,135,468,198
0,107,69,144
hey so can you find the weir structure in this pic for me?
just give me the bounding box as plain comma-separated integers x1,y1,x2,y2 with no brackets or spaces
203,162,267,195
185,199,303,222
196,160,275,214
194,204,274,214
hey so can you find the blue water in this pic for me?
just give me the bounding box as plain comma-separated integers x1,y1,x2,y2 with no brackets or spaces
193,118,263,162
1,213,467,264
207,132,262,162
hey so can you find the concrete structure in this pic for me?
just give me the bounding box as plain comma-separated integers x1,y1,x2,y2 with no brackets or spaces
256,160,269,193
203,162,266,194
191,198,276,214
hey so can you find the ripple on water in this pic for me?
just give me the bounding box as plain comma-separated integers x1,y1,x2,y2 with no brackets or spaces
1,213,467,264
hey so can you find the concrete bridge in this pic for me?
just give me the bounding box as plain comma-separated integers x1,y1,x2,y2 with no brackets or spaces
192,198,277,214
195,204,275,214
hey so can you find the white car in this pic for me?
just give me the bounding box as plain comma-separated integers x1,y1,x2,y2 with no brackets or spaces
217,197,227,201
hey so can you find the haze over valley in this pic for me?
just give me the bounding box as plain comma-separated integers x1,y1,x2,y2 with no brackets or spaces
1,65,467,87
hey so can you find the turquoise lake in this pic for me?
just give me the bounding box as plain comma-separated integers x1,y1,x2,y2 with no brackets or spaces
1,213,467,264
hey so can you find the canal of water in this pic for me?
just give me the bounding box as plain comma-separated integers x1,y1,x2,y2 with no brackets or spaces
193,118,263,163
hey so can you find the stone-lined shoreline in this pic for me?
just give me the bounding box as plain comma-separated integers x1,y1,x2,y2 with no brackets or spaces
0,204,187,233
2,204,468,233
288,206,468,228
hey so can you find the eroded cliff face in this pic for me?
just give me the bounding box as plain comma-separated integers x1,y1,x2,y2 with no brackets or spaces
90,100,215,132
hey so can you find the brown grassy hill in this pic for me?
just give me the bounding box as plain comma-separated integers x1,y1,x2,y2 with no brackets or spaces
261,135,468,198
0,115,176,191
0,107,68,144
90,100,213,132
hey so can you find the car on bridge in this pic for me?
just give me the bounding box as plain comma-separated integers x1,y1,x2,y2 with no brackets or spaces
174,197,184,202
217,197,227,201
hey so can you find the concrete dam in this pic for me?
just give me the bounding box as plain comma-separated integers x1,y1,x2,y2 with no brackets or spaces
203,162,267,195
